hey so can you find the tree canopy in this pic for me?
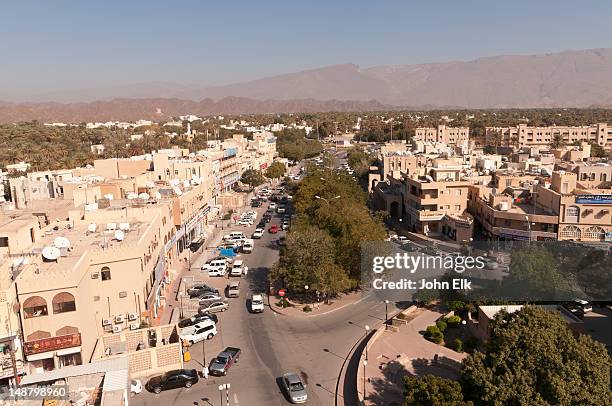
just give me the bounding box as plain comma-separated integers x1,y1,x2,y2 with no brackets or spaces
404,375,471,406
265,161,286,179
461,306,611,405
240,169,265,188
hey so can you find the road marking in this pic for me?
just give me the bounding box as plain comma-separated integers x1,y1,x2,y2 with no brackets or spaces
233,393,239,405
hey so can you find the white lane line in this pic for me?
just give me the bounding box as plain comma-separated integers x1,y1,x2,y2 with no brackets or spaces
233,393,239,405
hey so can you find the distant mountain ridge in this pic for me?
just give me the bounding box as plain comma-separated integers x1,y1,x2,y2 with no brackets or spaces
2,48,612,122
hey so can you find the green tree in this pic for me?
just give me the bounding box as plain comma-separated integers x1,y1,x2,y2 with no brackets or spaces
265,161,286,179
590,143,607,158
461,306,611,406
404,375,470,406
240,169,265,189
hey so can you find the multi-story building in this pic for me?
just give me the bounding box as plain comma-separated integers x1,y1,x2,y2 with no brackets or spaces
485,123,612,148
414,125,469,146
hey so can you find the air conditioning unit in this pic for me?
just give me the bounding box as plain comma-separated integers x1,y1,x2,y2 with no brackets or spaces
129,324,139,331
91,272,100,279
112,325,123,333
114,315,125,324
128,313,138,322
102,319,112,327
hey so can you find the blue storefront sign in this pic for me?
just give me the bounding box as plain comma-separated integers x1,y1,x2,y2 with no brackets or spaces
575,194,612,204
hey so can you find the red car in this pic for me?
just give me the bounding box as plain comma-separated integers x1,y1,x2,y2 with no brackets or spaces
269,224,279,234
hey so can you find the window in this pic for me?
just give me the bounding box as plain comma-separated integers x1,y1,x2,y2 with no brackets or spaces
119,291,127,298
584,226,605,241
52,292,76,314
23,296,48,318
0,237,8,248
566,206,579,217
101,267,111,281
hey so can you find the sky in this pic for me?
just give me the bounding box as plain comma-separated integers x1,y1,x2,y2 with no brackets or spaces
2,0,612,98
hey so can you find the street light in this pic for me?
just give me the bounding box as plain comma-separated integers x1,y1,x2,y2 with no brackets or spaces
362,359,368,402
314,195,341,204
364,325,370,361
218,383,231,406
524,215,532,242
384,300,389,329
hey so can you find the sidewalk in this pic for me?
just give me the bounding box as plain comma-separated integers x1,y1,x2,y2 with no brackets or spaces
269,291,365,317
360,308,467,405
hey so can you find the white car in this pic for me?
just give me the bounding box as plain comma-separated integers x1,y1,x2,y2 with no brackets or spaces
130,379,143,395
269,202,277,209
252,228,264,239
277,206,286,214
223,231,245,241
179,320,217,344
250,294,264,313
230,260,245,277
242,239,254,253
237,219,253,226
574,299,592,313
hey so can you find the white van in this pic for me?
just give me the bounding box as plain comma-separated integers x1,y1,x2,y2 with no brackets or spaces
223,231,245,241
242,239,254,253
230,260,244,277
203,259,227,277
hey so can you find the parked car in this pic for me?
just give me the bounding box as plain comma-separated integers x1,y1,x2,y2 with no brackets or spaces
237,218,253,226
131,379,143,394
178,313,218,328
277,206,286,214
573,299,592,313
263,215,272,223
189,287,221,299
146,369,199,394
281,372,308,403
250,294,264,313
227,281,240,298
196,292,223,304
179,320,217,344
281,220,289,230
269,224,279,234
187,283,218,296
209,347,241,376
269,202,277,210
199,301,229,314
223,231,245,241
230,260,245,276
252,228,264,239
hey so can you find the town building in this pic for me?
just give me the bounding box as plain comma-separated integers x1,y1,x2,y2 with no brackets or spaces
485,123,612,148
414,125,469,146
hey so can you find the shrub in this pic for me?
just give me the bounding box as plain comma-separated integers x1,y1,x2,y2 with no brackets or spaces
303,305,312,312
447,315,462,327
465,303,476,315
436,319,448,332
464,336,479,353
454,338,463,352
447,300,465,311
396,312,407,320
425,325,444,344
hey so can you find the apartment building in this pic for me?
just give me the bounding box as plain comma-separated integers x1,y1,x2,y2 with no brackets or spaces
5,202,174,375
485,123,612,148
404,160,474,239
414,125,469,146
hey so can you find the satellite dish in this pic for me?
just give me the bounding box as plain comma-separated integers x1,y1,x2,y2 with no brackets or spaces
54,237,71,249
87,223,97,233
42,246,61,261
119,223,130,231
174,187,183,196
127,192,138,200
106,223,117,230
114,230,125,241
138,192,150,200
155,192,162,199
104,194,114,200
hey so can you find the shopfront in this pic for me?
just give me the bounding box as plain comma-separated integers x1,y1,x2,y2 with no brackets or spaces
24,333,82,373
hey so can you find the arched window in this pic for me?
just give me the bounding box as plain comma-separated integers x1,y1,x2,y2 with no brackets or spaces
565,206,579,218
52,292,76,314
101,266,111,281
27,330,51,341
559,225,581,239
23,296,48,318
584,226,605,241
56,326,79,336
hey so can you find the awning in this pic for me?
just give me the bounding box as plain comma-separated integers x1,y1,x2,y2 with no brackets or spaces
56,346,81,356
27,350,55,361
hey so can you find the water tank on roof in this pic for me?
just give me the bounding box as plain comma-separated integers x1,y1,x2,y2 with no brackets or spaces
499,202,509,211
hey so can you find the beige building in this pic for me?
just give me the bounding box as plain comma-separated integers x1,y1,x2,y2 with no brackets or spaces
485,123,612,148
414,125,469,146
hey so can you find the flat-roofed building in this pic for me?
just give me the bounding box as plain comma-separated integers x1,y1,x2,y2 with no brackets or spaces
414,125,469,146
485,123,612,148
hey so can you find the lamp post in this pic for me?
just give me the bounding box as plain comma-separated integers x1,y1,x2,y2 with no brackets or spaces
384,300,389,329
362,359,368,403
525,215,532,242
364,325,370,361
202,336,207,368
314,195,341,205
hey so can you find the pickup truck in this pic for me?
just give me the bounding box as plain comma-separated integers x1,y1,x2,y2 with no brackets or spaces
209,347,241,376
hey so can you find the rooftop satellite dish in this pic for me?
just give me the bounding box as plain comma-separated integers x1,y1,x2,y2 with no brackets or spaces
104,194,114,200
42,246,61,261
174,187,183,196
127,193,138,200
155,192,162,200
119,223,130,231
54,236,71,249
87,223,97,233
114,230,125,241
138,192,150,200
107,223,117,230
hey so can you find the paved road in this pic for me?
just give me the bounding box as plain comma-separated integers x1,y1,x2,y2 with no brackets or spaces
132,185,398,406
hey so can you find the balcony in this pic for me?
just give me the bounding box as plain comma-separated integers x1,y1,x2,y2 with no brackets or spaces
492,226,557,241
418,210,446,221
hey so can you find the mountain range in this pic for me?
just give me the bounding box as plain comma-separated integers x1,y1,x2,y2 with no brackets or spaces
2,48,612,123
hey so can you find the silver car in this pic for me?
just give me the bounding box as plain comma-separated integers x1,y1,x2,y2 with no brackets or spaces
199,301,229,314
282,372,307,403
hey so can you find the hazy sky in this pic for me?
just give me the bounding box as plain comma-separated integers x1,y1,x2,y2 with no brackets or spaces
2,0,612,96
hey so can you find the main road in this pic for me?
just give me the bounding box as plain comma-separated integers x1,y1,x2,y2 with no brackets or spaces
134,168,396,406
